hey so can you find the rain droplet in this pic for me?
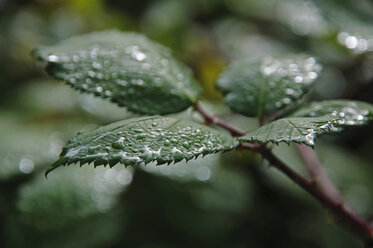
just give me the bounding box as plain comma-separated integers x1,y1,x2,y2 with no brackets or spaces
93,62,102,69
19,157,34,174
294,75,303,83
48,55,59,62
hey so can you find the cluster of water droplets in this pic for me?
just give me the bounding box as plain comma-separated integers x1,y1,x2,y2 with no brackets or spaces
295,101,372,126
217,54,322,117
56,117,235,169
242,115,343,146
37,30,201,114
260,56,321,85
299,118,342,146
337,31,373,54
260,55,321,112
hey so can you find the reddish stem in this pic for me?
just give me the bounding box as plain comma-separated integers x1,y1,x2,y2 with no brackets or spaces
193,102,246,136
194,102,373,240
259,147,373,240
296,144,343,203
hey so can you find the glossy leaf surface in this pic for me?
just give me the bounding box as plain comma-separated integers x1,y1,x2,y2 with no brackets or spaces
238,115,342,146
291,100,373,126
216,55,321,117
33,30,201,115
47,116,237,175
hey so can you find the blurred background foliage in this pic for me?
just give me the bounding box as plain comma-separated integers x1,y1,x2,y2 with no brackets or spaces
0,0,373,247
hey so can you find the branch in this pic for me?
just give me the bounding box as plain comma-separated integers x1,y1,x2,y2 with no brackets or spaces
296,144,342,203
193,102,246,136
259,147,373,240
194,102,373,240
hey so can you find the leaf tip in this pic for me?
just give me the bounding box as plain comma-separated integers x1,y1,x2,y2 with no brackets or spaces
45,159,64,178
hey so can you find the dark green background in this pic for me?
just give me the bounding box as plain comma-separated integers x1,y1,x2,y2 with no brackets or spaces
1,0,373,247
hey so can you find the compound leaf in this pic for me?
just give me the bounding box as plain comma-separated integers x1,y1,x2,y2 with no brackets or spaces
46,116,238,176
33,30,201,115
216,54,321,117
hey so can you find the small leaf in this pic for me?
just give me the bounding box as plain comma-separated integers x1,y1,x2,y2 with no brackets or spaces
216,54,321,117
33,30,201,115
291,100,373,126
238,115,343,146
46,116,238,176
239,100,373,146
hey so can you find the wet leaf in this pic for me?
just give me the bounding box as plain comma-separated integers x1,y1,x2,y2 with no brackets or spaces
291,100,373,126
227,0,328,36
47,116,238,176
238,115,343,146
33,30,201,115
216,54,321,117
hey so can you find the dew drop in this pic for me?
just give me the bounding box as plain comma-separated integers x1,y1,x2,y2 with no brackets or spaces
117,170,132,185
285,88,295,95
97,73,104,79
19,157,34,174
117,79,128,86
69,77,77,84
96,86,103,93
48,55,59,62
346,36,358,49
92,62,102,69
88,70,96,77
282,98,291,104
308,71,318,80
294,75,303,83
195,166,211,181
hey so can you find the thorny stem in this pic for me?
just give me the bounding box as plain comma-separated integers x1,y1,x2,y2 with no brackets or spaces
193,102,373,241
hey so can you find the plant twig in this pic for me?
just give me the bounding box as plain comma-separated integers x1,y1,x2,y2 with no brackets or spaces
296,144,342,203
194,102,373,240
259,146,373,240
193,102,246,136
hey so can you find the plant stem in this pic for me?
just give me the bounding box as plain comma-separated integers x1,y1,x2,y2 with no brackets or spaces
259,146,373,240
296,144,342,203
194,102,373,240
193,102,246,136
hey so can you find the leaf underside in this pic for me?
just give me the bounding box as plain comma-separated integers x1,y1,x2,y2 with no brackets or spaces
216,54,321,117
239,100,373,146
46,116,238,176
33,30,201,115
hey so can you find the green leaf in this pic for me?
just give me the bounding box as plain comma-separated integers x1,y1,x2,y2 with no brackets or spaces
46,116,238,176
238,115,343,146
216,54,321,117
291,100,373,126
32,30,201,115
239,100,373,146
